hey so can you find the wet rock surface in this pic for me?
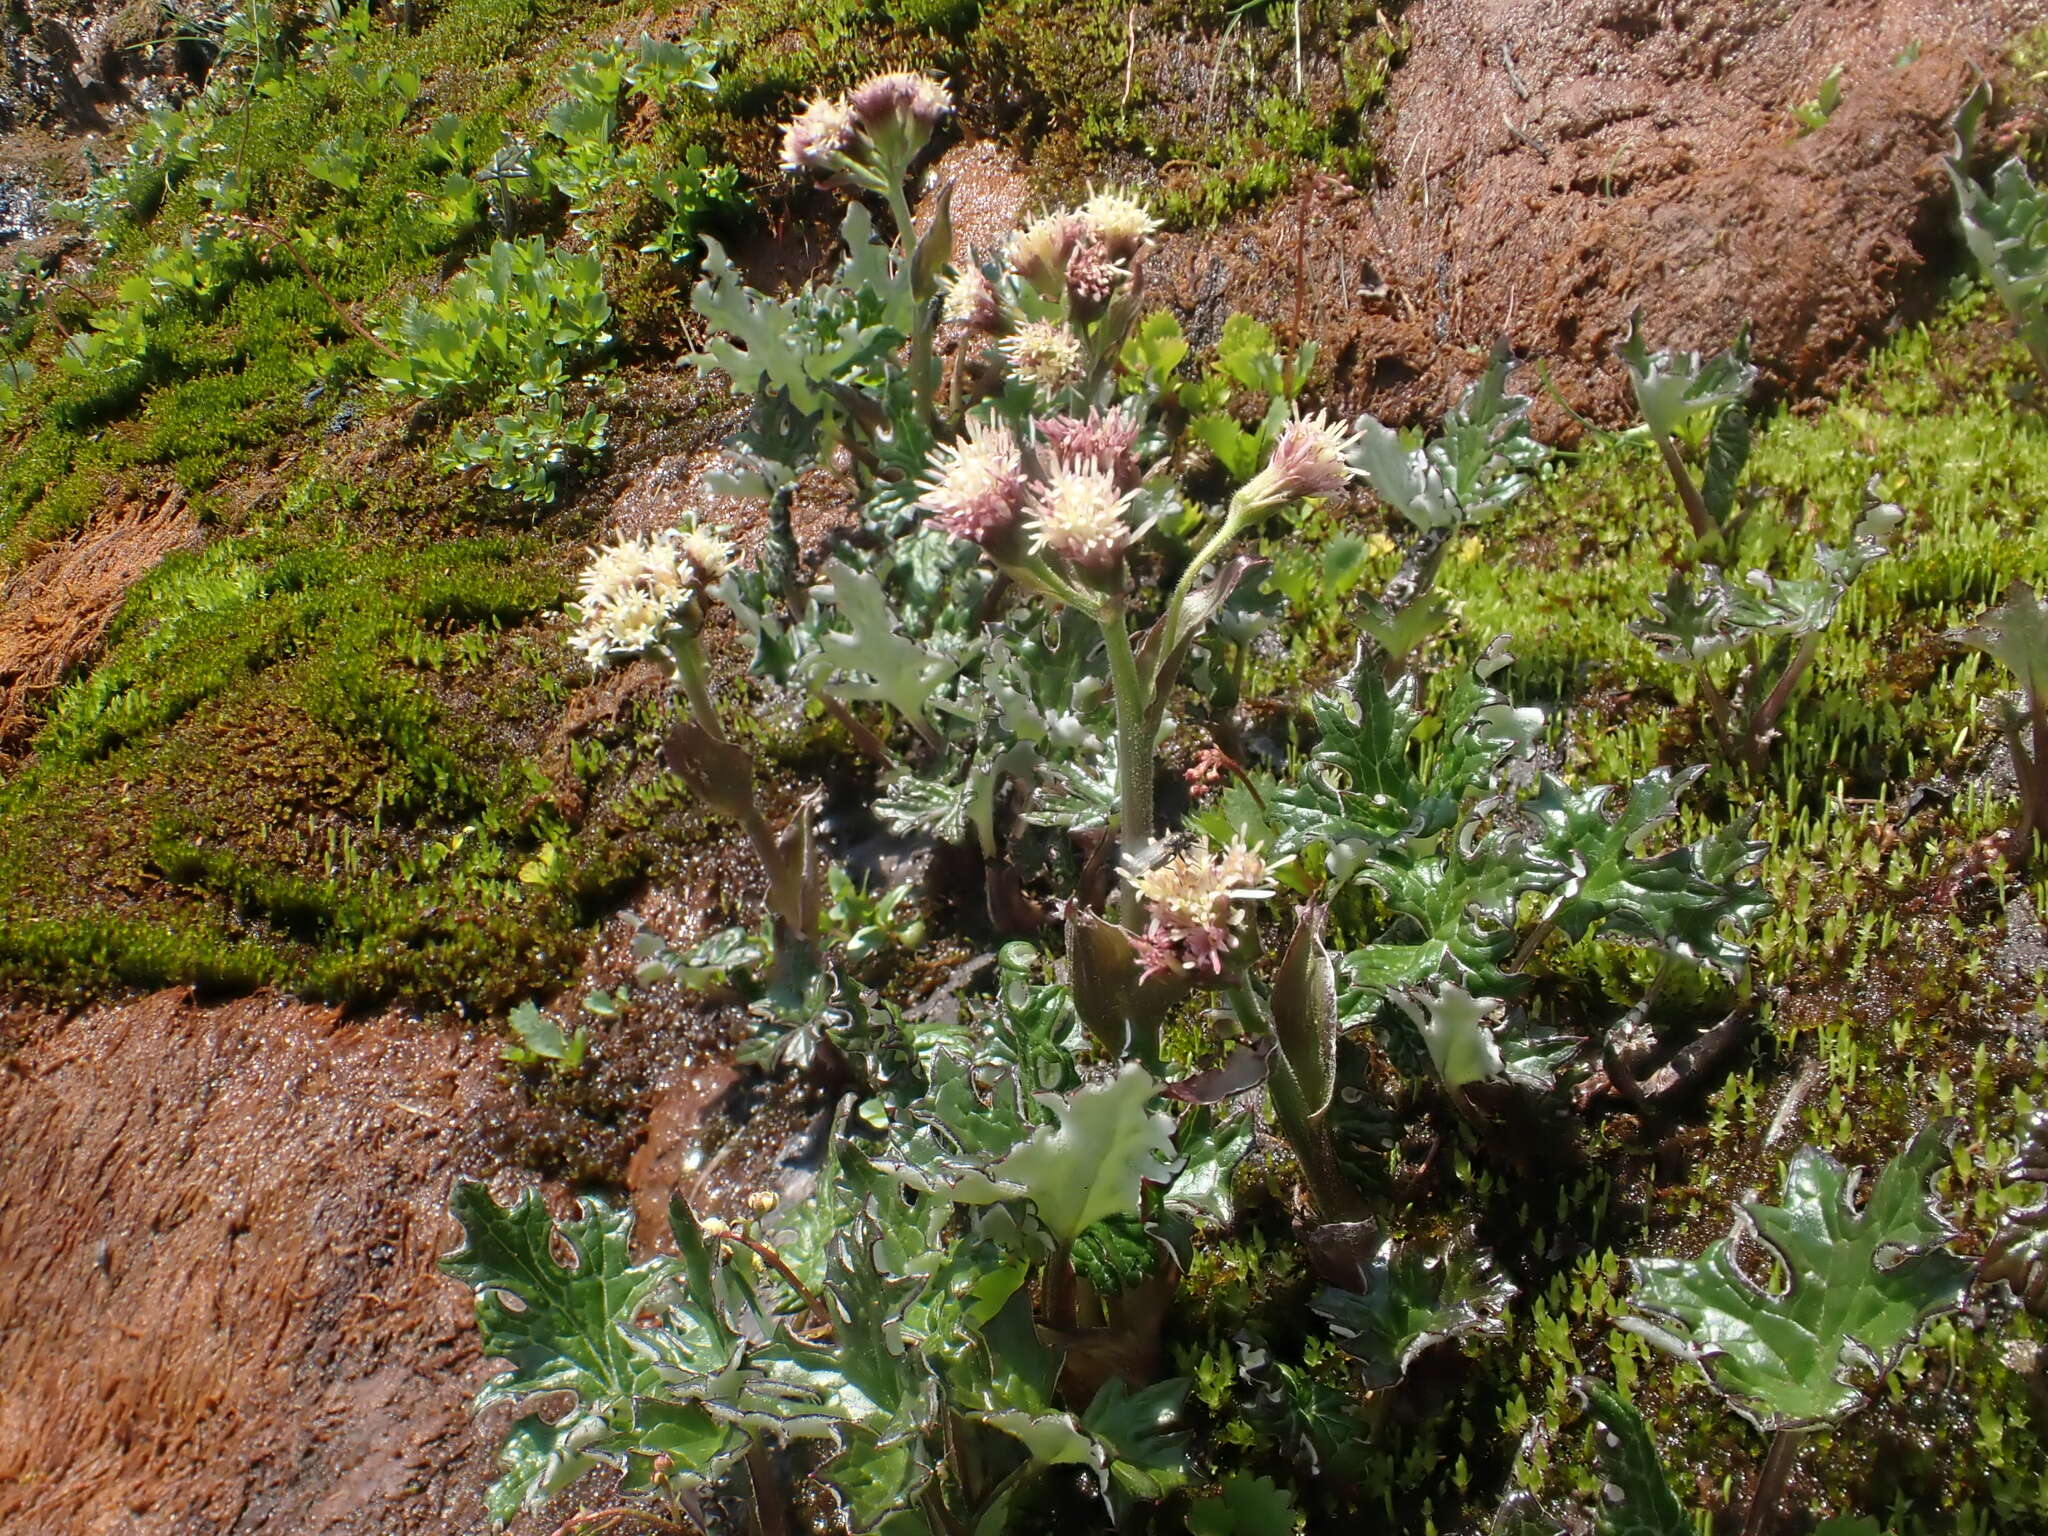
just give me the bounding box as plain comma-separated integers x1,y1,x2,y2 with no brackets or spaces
0,989,506,1535
1153,0,2042,433
1,0,217,134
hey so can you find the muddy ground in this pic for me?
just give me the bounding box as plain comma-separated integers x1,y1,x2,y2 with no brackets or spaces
2,0,2044,1530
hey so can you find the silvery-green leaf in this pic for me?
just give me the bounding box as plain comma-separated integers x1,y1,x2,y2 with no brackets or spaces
1396,982,1506,1090
1615,313,1756,442
806,558,970,735
1951,580,2048,704
1312,1236,1514,1389
992,1063,1179,1245
1947,80,2048,372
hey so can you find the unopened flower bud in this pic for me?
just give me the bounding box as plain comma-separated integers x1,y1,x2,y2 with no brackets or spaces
1038,405,1143,490
845,71,953,166
942,264,1003,332
847,71,954,134
1237,408,1362,511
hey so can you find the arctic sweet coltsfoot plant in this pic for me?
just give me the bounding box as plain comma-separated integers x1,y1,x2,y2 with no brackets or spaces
446,955,1214,1530
446,70,1782,1534
1344,340,1552,676
1619,320,1907,771
1619,1124,1972,1536
1616,313,1761,549
567,518,826,971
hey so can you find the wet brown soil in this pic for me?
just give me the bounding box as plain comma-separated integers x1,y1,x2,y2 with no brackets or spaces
0,988,506,1535
0,965,823,1534
1152,0,2045,434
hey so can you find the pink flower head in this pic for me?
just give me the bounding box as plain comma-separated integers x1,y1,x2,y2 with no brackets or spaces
780,95,856,174
1038,404,1143,490
918,417,1029,551
844,71,953,167
1182,745,1241,798
1027,460,1137,575
1130,926,1186,985
1238,408,1363,511
847,71,954,133
1125,836,1273,979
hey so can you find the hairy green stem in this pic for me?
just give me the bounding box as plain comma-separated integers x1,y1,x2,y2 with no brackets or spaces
884,178,938,414
673,634,726,741
1101,609,1153,926
1161,496,1257,659
1655,430,1717,543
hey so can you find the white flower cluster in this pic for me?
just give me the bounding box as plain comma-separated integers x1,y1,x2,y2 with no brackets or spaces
1127,834,1275,980
568,524,734,670
917,403,1155,577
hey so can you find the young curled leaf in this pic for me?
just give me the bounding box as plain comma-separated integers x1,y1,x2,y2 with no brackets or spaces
1270,903,1338,1116
1310,1235,1515,1390
1573,1379,1690,1536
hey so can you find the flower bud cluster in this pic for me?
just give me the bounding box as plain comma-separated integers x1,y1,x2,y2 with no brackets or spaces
779,71,953,193
568,523,734,670
1126,835,1273,981
1001,186,1159,321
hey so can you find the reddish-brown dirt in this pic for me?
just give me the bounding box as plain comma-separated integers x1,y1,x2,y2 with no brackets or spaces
0,989,515,1536
0,485,198,762
1153,0,2045,433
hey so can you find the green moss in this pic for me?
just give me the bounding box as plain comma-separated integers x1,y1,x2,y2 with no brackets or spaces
696,0,1401,222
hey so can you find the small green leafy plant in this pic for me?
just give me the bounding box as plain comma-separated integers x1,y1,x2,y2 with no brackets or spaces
374,236,614,503
1948,81,2048,385
500,997,590,1072
1618,319,1906,770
